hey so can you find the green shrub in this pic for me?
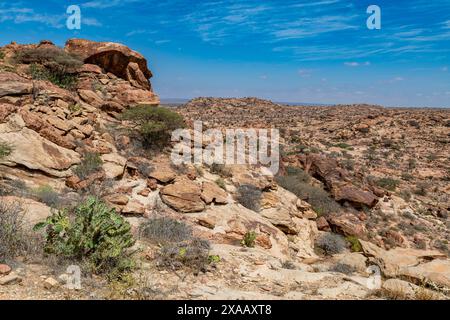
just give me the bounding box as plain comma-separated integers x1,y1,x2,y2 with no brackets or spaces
414,182,430,196
34,197,135,275
0,51,5,60
15,47,82,89
236,185,261,212
0,142,13,159
285,166,310,182
73,152,103,180
275,176,340,216
375,177,400,191
34,185,61,207
29,64,78,90
122,106,185,148
346,236,362,252
241,231,257,248
139,217,192,244
334,142,353,150
156,238,210,272
215,178,226,190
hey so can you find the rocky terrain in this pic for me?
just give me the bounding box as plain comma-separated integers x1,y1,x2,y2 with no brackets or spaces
0,40,449,300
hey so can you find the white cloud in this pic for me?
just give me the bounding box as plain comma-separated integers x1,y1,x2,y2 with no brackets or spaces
344,61,370,67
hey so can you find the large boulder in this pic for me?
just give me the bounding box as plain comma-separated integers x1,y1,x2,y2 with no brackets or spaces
360,239,448,287
65,39,155,93
0,72,33,98
0,114,80,177
160,178,205,213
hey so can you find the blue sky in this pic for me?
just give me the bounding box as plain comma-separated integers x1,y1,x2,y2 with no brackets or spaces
0,0,449,107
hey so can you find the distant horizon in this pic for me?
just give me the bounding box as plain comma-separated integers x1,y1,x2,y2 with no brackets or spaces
159,97,449,109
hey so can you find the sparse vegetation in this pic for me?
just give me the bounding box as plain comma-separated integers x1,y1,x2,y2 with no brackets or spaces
315,233,346,255
375,177,400,191
34,185,61,207
236,185,262,212
0,201,27,261
139,217,192,244
73,152,103,180
346,236,362,252
15,47,82,89
0,50,5,60
122,106,185,149
34,197,135,278
215,178,226,190
275,176,340,216
0,141,13,159
156,238,210,273
241,231,257,248
210,163,232,177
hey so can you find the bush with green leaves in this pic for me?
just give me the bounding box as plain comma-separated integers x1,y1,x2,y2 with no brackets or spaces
15,47,82,89
122,106,185,148
346,236,362,252
139,217,192,244
0,50,5,60
34,197,135,275
375,177,400,191
241,231,257,248
73,152,103,180
0,142,13,159
236,185,262,212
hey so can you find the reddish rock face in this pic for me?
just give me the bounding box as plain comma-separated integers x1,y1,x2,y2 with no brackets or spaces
65,39,153,90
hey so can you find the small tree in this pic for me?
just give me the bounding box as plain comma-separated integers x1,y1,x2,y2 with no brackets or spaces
122,106,185,148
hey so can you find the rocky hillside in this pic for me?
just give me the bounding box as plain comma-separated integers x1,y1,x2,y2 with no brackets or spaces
0,40,449,300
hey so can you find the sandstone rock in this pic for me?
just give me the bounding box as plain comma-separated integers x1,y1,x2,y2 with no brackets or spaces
65,39,156,95
327,213,368,239
148,165,176,183
400,259,450,288
78,89,103,107
78,63,103,74
188,204,290,259
46,115,72,132
316,216,331,231
147,178,158,190
104,194,129,206
331,182,378,207
0,116,80,177
0,264,11,275
0,196,52,229
296,199,318,219
360,240,446,279
304,154,377,207
201,181,228,204
160,179,205,213
101,153,126,179
337,253,367,274
43,277,59,290
0,72,32,97
122,200,145,215
0,274,22,285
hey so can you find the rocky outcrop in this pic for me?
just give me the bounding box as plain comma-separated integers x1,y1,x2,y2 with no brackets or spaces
0,114,80,177
304,154,378,207
65,39,154,92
